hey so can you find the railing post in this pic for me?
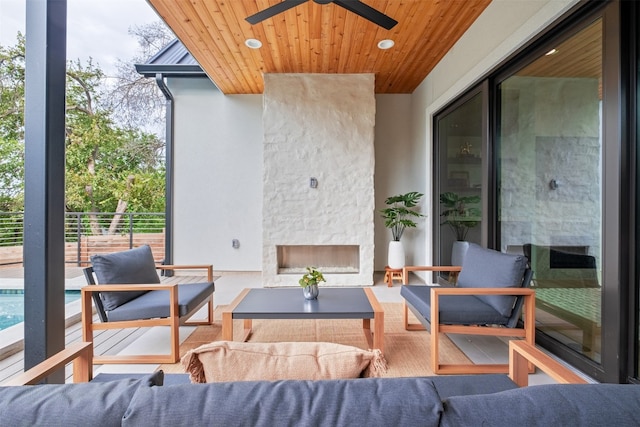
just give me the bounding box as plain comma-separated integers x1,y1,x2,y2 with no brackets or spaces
129,212,134,249
76,213,81,266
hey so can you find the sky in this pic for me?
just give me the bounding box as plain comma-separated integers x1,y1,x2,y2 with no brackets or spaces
0,0,165,75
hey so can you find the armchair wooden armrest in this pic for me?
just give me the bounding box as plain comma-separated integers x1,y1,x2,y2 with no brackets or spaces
509,340,588,386
81,282,179,293
402,265,462,284
157,264,213,281
2,342,93,386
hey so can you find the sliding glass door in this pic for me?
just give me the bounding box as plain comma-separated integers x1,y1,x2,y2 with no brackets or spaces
497,18,603,364
434,90,484,272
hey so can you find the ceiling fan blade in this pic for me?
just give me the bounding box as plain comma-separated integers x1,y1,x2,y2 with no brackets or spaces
246,0,308,25
333,0,398,30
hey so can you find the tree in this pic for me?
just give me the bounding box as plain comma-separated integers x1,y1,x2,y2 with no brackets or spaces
0,33,166,235
0,36,26,211
65,58,165,233
105,22,174,133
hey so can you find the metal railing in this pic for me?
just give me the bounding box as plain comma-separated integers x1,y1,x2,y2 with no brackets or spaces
0,212,166,267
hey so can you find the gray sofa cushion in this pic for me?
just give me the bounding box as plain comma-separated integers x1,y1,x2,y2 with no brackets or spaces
122,377,444,427
91,245,160,311
400,285,511,326
429,374,517,399
0,372,162,427
107,281,214,322
457,243,527,317
92,372,190,386
440,383,640,427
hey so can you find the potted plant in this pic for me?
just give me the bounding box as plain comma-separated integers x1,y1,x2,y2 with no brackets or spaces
298,266,325,300
380,192,426,268
439,191,481,266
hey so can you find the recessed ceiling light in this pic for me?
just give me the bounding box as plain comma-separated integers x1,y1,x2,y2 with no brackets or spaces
245,38,262,49
377,39,394,50
545,48,558,56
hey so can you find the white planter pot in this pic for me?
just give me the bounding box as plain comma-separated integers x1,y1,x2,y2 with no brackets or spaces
388,241,405,269
451,241,470,266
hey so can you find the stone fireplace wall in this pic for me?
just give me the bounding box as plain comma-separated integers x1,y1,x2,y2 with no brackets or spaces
262,73,375,286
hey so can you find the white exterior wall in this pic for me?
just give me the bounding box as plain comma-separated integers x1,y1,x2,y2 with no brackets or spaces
374,94,425,269
169,78,416,275
168,78,263,270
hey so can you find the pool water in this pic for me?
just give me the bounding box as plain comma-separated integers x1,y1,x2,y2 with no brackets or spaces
0,290,80,330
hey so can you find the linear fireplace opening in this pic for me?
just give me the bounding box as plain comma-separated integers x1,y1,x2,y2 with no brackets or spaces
277,245,359,274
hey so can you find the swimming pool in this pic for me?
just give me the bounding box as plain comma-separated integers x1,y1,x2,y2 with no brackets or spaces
0,290,81,330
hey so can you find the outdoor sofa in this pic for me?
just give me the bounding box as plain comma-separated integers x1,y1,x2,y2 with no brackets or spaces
1,341,639,426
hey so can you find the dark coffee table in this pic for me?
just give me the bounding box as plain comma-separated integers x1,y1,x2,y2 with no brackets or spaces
222,288,384,351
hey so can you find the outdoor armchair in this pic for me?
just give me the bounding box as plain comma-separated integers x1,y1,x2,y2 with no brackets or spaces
81,245,214,364
401,243,535,374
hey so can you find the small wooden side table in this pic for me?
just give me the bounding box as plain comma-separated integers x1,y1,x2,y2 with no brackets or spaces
383,266,404,287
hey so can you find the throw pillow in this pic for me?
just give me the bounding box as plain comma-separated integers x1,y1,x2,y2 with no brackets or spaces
90,245,160,312
181,341,388,382
456,243,527,317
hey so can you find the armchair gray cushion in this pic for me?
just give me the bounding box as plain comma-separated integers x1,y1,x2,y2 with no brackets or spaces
400,285,511,326
91,245,160,311
107,282,214,322
456,244,527,317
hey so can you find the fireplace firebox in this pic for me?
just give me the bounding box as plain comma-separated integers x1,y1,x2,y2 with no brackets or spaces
277,245,359,274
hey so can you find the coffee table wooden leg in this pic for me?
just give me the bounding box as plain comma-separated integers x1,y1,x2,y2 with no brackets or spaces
222,310,233,341
363,288,385,352
373,311,384,353
222,288,252,341
242,319,253,342
362,318,375,350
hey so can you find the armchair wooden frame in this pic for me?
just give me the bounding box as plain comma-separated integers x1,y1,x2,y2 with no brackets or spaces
509,340,588,386
2,342,93,386
402,266,462,330
82,265,214,365
402,265,535,375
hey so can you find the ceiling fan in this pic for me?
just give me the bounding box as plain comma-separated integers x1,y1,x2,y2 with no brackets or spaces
246,0,398,30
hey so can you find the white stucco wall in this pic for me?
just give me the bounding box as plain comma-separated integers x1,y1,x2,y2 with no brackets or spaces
262,74,376,286
374,94,425,269
169,78,416,274
168,78,263,270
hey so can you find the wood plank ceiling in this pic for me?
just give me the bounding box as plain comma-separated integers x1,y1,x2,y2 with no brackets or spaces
146,0,492,94
518,18,601,79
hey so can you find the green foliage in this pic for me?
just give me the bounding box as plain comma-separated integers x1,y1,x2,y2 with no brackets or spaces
439,192,481,241
380,192,426,241
0,36,26,211
298,266,326,288
0,32,166,222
